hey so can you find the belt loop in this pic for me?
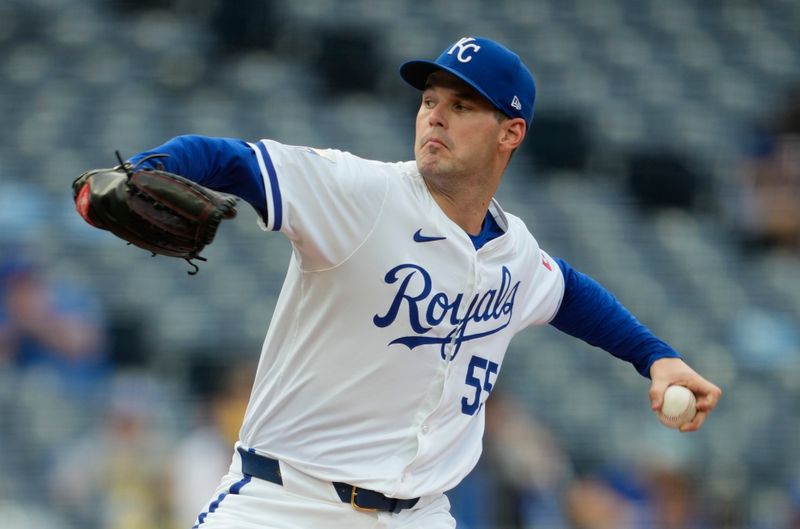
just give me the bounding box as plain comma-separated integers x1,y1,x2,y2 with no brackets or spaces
237,446,283,485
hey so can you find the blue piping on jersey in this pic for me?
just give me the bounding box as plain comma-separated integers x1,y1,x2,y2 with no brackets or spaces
192,475,252,528
255,141,282,231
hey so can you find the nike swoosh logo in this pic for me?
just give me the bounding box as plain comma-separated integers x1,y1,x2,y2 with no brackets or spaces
413,229,447,243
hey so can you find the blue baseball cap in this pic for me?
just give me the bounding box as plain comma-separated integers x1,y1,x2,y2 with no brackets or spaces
400,37,536,126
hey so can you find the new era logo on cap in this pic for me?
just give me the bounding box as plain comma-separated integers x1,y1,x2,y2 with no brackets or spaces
399,36,536,126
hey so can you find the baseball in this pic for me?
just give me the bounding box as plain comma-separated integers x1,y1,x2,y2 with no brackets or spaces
657,385,697,429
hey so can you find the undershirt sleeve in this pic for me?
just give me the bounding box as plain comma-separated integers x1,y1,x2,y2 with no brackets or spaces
129,134,268,221
549,258,681,378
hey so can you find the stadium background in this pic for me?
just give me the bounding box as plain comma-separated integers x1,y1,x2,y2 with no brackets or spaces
0,0,799,528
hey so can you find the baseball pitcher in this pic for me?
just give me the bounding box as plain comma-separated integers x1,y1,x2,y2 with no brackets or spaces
73,37,721,529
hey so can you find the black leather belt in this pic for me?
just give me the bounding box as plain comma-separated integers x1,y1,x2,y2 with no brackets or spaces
237,447,420,514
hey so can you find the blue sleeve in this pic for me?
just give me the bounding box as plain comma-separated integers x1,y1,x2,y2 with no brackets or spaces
549,258,681,378
128,135,268,220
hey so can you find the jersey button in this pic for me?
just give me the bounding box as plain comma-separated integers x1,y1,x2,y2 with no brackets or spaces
421,424,430,434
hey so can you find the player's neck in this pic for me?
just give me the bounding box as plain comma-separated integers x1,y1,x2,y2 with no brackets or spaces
424,176,497,236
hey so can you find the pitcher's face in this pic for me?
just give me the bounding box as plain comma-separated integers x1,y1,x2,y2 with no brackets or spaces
414,71,505,181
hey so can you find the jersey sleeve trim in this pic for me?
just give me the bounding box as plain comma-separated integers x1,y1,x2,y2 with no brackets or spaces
249,140,283,231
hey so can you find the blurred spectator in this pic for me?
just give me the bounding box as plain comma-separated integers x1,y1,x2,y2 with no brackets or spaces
567,463,712,529
0,254,109,394
169,357,254,527
448,391,572,528
737,86,800,252
48,371,175,529
565,472,639,529
644,465,705,529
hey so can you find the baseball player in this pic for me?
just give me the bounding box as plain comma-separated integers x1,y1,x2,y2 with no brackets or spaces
77,37,722,528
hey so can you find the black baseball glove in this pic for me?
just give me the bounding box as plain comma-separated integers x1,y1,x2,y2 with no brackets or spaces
72,153,238,274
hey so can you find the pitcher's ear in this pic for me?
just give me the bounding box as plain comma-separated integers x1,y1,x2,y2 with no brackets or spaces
500,117,526,152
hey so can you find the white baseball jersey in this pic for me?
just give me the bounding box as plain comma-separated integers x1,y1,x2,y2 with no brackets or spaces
239,140,564,499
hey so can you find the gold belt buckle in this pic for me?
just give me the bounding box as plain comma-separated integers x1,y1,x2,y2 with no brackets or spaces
350,486,379,513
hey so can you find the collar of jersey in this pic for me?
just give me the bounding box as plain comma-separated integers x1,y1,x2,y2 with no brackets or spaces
469,210,503,250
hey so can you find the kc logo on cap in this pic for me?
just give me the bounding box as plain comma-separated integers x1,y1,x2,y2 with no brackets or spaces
399,36,536,126
448,37,482,63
